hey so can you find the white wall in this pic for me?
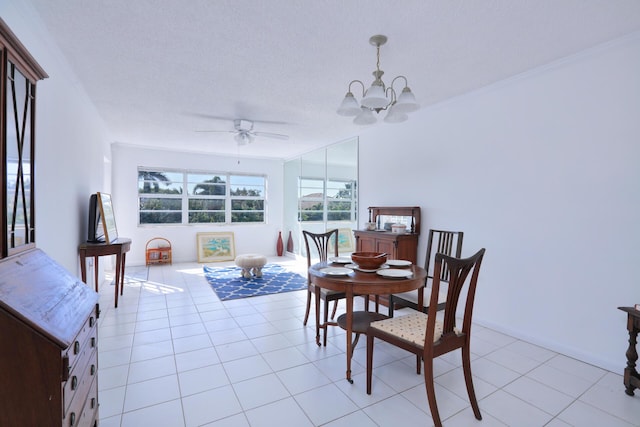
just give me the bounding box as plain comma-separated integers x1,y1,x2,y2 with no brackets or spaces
2,1,112,274
358,33,640,372
111,144,285,266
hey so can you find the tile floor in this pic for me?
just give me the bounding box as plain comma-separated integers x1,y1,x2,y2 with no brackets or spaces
96,257,639,427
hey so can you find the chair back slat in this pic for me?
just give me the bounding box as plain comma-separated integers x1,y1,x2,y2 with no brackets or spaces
302,229,339,267
427,248,485,342
425,230,464,283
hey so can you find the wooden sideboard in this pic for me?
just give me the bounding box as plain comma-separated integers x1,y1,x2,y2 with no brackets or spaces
353,230,419,264
354,206,421,307
0,249,100,427
354,206,421,264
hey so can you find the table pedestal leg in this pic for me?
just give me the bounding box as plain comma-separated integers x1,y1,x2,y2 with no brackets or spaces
314,287,321,346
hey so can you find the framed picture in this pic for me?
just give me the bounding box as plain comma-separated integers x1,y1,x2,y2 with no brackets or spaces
197,232,236,263
335,228,354,253
97,192,118,243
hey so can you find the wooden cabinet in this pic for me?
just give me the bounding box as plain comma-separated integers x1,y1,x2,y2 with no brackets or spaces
354,207,421,307
354,206,421,263
353,230,419,264
0,249,100,427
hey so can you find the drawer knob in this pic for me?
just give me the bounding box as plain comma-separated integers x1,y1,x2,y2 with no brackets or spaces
90,364,96,375
73,341,80,354
91,397,96,409
89,316,95,327
71,376,78,390
91,337,96,347
69,412,76,426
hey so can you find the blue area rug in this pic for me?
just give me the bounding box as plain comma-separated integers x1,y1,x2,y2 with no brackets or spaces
203,263,307,301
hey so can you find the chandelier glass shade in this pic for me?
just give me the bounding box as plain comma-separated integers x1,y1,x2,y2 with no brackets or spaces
337,35,419,125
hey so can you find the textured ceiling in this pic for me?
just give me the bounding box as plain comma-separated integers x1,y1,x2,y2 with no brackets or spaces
28,0,640,160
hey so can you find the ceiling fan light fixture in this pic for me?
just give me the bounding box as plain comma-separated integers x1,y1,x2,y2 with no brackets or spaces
338,35,419,125
234,132,253,145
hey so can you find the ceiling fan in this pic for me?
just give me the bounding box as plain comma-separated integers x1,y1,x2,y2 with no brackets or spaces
197,119,289,145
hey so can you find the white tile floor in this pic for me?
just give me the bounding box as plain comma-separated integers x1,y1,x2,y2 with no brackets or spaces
96,258,640,427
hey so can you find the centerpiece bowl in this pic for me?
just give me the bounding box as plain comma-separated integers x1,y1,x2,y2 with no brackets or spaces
351,252,387,270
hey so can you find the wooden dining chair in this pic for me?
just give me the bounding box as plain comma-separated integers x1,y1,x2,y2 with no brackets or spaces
302,229,346,346
366,248,486,427
388,229,463,317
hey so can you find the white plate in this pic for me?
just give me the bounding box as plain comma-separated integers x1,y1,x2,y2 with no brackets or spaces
376,269,413,279
329,256,352,264
345,263,389,273
385,259,412,267
319,267,352,276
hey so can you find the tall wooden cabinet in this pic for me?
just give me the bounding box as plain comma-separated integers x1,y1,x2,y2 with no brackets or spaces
353,206,421,263
0,249,100,427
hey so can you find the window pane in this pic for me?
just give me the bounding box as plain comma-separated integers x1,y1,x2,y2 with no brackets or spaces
187,173,226,195
139,197,182,210
231,200,264,210
189,212,225,223
230,175,264,196
232,211,264,222
299,178,324,198
188,199,225,210
138,171,183,194
140,212,181,224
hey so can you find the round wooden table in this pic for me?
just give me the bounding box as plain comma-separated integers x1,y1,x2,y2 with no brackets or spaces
309,262,427,383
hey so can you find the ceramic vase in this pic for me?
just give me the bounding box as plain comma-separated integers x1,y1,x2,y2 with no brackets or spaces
286,231,294,253
276,231,284,256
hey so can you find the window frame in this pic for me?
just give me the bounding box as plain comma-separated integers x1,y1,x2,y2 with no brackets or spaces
298,176,357,223
138,168,267,226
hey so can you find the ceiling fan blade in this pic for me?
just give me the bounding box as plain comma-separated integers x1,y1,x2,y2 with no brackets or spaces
184,112,290,126
194,130,235,133
254,132,290,140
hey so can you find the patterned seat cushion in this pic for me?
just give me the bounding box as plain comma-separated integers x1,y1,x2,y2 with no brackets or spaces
369,311,459,347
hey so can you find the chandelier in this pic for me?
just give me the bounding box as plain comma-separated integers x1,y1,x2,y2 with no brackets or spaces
337,35,419,125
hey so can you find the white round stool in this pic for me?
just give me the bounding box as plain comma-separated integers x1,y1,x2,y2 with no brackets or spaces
235,254,267,278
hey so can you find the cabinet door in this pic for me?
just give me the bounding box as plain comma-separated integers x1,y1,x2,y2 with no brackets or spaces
356,235,376,252
375,239,396,259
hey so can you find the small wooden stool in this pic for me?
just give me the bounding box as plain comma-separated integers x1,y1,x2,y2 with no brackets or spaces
235,254,267,278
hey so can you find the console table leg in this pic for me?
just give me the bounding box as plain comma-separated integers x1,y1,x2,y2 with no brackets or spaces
624,327,638,396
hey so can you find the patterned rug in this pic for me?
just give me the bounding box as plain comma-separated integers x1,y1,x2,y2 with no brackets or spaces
203,263,307,301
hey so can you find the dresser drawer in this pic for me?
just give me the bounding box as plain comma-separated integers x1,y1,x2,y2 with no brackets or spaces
63,346,97,417
63,309,98,379
64,374,98,427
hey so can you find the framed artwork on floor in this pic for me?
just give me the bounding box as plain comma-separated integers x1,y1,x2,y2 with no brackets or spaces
197,232,236,262
335,228,354,253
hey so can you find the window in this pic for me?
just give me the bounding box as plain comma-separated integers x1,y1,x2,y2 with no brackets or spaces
138,169,266,225
298,178,356,222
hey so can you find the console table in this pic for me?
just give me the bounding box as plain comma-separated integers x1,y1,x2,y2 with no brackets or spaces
79,238,131,307
619,306,640,396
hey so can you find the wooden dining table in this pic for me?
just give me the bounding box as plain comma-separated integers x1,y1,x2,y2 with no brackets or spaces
309,261,427,383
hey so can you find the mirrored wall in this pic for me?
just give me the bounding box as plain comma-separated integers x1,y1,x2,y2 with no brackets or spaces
283,137,358,258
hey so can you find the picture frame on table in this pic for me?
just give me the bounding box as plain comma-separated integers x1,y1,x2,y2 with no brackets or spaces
197,232,236,263
97,192,118,243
